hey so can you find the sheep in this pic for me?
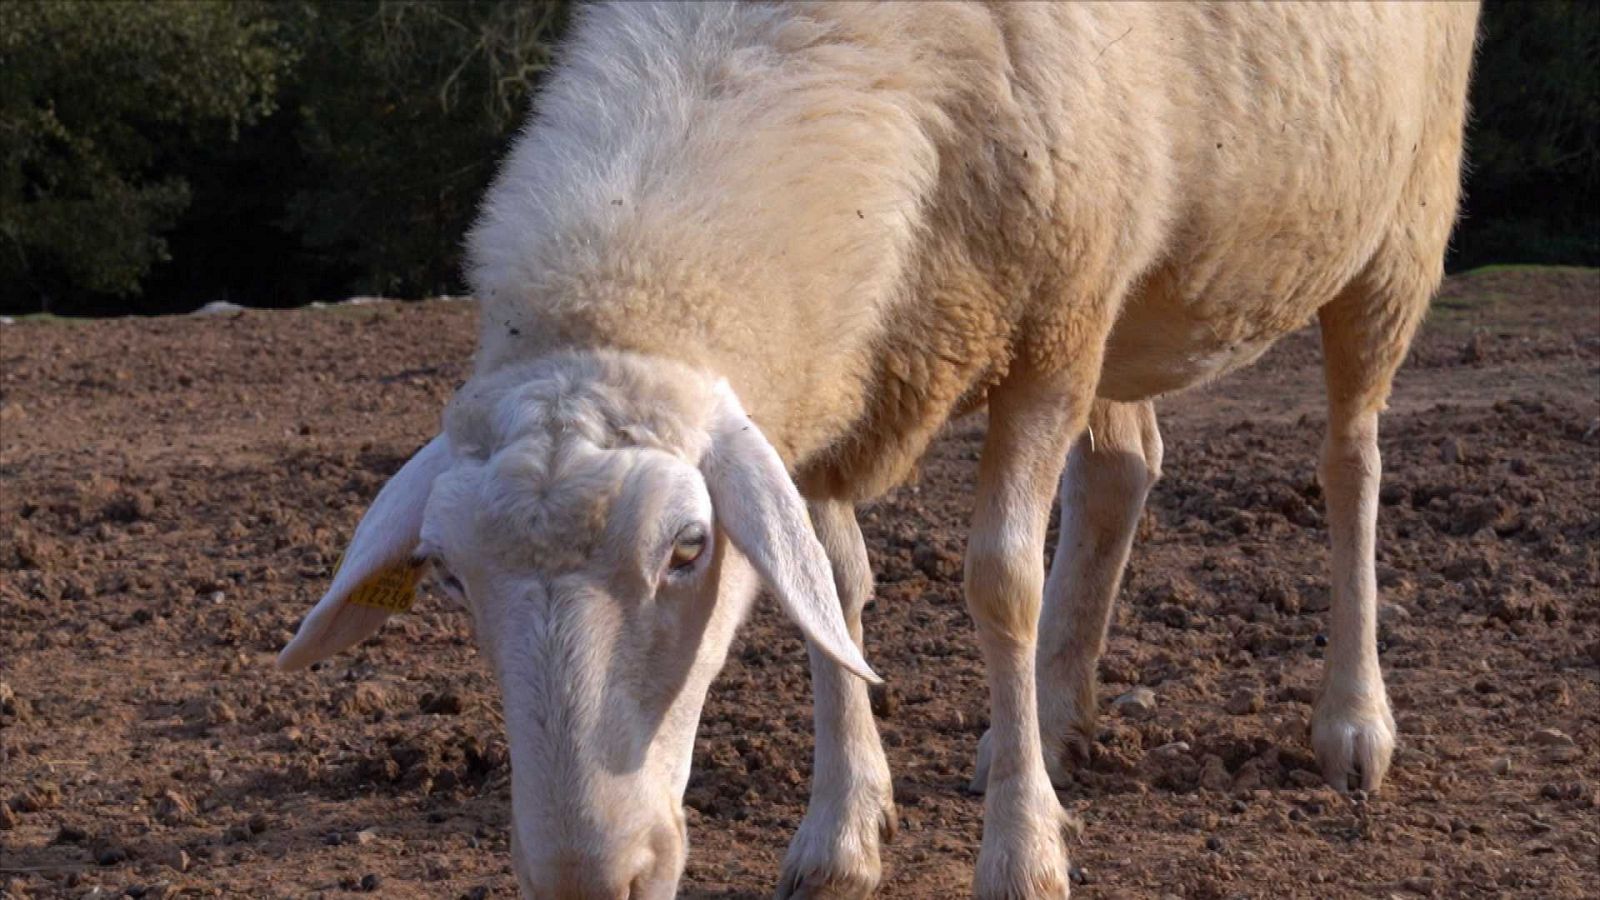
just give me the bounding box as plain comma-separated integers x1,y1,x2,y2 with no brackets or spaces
278,3,1480,897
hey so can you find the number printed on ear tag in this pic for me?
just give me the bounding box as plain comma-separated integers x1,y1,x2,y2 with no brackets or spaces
333,552,423,613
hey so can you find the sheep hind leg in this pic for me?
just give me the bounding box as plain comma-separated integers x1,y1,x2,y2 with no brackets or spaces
970,399,1162,790
777,499,895,900
1311,258,1432,793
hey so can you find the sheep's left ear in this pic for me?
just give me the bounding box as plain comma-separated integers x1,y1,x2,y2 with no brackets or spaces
277,435,452,671
701,382,879,683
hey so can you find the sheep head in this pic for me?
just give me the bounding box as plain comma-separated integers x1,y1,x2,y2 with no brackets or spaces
277,351,874,899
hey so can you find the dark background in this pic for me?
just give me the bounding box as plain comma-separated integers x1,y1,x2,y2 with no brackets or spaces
2,0,1594,317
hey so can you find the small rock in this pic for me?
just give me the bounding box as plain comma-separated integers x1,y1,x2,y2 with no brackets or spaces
1225,688,1263,716
0,801,16,831
1111,687,1156,720
95,845,129,866
1205,835,1224,852
1069,865,1091,886
460,888,491,900
352,829,377,846
54,824,89,844
1378,602,1412,624
1531,728,1574,747
1460,333,1487,365
1492,756,1513,777
359,873,382,892
1439,437,1466,465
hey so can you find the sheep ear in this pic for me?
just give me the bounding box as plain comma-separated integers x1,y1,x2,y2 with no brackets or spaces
701,383,880,684
276,435,453,671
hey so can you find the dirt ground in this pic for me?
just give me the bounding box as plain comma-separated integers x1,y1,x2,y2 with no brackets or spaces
2,266,1597,899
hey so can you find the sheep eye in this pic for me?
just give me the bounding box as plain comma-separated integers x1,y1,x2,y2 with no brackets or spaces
424,557,464,595
669,523,707,572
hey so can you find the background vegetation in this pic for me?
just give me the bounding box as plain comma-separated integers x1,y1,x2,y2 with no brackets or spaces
1,0,1594,316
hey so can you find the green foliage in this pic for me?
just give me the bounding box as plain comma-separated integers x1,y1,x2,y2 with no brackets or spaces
279,0,568,297
1454,0,1600,270
0,0,1592,314
0,1,290,308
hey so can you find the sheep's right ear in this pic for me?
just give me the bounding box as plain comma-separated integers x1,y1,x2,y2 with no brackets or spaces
276,435,452,671
701,382,879,684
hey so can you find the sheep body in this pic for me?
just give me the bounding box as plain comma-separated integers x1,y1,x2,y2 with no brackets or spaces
468,1,1477,499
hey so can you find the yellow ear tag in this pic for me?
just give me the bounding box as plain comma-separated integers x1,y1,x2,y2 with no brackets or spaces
333,551,424,614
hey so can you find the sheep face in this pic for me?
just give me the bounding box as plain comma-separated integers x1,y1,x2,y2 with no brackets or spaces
278,352,874,899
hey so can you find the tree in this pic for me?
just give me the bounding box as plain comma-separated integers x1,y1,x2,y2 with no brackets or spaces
279,0,568,299
1453,0,1600,270
0,2,291,312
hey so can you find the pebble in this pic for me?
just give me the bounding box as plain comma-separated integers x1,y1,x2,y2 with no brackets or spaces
1492,756,1513,776
1111,687,1157,720
54,823,89,844
1205,835,1224,852
1068,865,1091,886
1532,729,1581,763
1439,436,1466,465
352,829,377,846
359,873,382,892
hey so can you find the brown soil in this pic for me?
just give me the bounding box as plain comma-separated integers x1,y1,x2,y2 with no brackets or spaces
2,267,1598,899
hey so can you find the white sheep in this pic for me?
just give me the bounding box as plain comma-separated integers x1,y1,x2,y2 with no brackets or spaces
279,3,1480,897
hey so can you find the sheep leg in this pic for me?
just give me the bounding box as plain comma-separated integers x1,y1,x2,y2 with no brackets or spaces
970,400,1161,789
966,376,1084,900
1311,275,1427,793
777,499,895,900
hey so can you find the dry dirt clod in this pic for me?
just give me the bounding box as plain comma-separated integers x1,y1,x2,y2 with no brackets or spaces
157,847,190,874
1225,688,1264,716
12,783,60,813
420,690,465,715
155,790,193,824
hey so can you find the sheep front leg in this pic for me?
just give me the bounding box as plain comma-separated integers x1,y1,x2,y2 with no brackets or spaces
1310,407,1396,792
1311,290,1417,793
966,378,1082,900
777,499,895,899
972,400,1162,789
